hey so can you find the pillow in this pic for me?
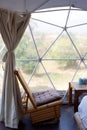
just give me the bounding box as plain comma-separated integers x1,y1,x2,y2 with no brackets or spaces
32,89,62,106
78,95,87,128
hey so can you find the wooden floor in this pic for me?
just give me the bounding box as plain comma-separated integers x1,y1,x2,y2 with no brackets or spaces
0,105,77,130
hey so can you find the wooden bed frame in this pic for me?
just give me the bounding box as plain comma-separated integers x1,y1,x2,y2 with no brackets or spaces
74,112,85,130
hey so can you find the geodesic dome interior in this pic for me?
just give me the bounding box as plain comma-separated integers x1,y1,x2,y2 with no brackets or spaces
0,1,87,96
1,1,87,128
11,6,87,95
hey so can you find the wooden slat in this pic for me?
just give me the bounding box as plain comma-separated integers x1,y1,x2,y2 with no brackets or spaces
74,112,85,130
14,69,36,108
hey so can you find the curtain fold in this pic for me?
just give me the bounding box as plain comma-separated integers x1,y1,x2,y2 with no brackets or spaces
0,9,31,128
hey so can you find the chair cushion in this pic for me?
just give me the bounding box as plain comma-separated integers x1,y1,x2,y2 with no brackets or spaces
32,89,62,106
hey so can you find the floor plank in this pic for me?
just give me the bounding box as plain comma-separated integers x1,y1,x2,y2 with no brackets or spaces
0,105,77,130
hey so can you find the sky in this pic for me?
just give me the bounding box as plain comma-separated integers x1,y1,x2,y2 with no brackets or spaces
31,8,87,34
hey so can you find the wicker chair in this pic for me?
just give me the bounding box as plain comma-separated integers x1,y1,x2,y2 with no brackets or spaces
14,69,63,124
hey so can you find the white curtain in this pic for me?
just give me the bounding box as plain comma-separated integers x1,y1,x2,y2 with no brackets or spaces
0,9,31,128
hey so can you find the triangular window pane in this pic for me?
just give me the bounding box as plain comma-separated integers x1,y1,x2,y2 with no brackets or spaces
73,61,87,82
28,62,53,92
15,28,38,60
30,18,63,57
44,31,79,59
32,9,69,27
67,10,87,27
68,25,87,57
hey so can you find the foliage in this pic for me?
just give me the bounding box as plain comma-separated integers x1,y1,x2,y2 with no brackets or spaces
45,33,79,69
14,32,87,72
15,32,37,73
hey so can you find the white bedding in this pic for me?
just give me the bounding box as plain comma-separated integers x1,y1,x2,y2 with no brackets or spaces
78,95,87,129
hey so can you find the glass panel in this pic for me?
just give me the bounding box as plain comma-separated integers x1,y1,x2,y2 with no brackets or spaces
67,10,87,26
32,8,69,27
68,25,87,57
44,31,79,59
29,18,63,57
0,62,4,97
27,62,53,92
42,60,79,91
73,61,87,82
15,29,38,60
0,34,7,59
15,8,87,96
0,34,6,97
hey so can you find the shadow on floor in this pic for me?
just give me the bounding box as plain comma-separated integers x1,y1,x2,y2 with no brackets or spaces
18,105,77,130
0,105,77,130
